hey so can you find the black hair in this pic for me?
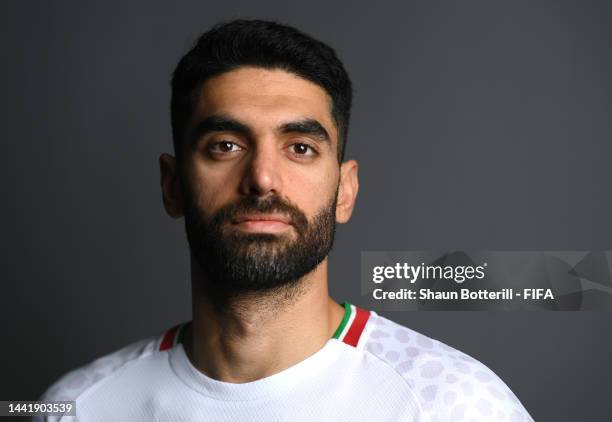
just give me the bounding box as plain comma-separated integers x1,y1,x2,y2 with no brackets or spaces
171,19,353,163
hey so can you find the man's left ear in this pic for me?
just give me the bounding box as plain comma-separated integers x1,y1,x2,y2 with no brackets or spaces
336,160,359,223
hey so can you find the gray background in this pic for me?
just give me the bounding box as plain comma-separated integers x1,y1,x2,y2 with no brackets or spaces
2,1,611,420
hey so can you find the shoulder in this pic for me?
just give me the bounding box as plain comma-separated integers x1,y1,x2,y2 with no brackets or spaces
39,333,161,403
360,311,534,422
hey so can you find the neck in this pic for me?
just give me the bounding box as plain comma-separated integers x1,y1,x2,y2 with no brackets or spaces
184,256,345,383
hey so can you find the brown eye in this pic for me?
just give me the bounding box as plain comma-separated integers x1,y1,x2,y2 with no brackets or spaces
219,142,235,152
290,143,315,156
209,141,243,154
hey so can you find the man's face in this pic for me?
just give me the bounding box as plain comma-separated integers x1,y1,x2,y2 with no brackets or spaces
175,67,346,295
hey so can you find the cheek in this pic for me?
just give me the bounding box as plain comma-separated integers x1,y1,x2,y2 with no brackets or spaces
287,163,338,217
188,163,240,214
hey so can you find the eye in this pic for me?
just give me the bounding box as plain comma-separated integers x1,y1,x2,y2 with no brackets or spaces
208,141,243,154
289,143,316,156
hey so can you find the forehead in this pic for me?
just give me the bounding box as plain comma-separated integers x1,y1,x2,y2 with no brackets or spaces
193,67,338,140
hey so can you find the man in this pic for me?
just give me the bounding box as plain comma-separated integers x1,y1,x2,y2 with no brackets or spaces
38,20,533,421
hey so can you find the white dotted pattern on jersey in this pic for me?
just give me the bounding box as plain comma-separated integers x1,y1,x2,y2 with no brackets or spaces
38,336,157,403
36,311,533,421
361,312,534,422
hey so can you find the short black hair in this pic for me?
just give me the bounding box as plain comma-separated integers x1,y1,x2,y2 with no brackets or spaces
170,19,353,163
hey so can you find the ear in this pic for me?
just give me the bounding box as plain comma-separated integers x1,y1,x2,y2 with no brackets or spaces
336,159,359,223
159,153,185,218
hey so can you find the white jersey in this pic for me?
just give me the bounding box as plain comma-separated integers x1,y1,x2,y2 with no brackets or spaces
36,303,533,421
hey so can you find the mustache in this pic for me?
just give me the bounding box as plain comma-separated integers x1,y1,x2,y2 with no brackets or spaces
211,195,309,232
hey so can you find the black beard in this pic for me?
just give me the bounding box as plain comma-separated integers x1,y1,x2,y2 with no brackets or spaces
183,189,337,300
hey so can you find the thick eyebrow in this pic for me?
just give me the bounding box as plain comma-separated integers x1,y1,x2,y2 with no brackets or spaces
189,115,331,146
190,114,252,144
278,119,331,144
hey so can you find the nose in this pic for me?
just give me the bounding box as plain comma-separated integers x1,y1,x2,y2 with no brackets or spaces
239,142,282,197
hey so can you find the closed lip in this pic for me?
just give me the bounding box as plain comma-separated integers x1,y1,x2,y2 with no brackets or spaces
232,214,291,225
